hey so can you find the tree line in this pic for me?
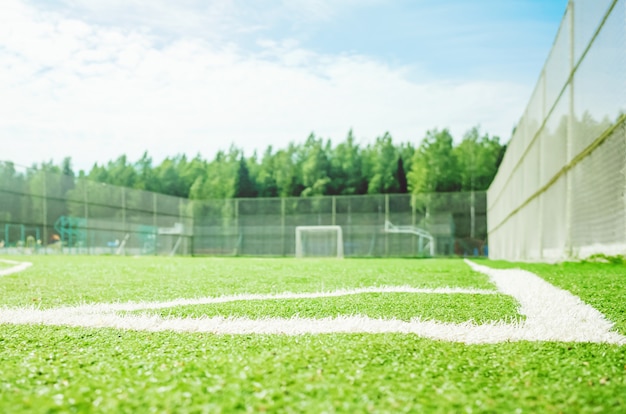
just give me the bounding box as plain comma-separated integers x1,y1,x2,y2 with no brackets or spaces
7,127,506,201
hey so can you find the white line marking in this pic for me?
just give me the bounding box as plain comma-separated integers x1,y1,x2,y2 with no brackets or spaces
0,310,517,338
464,259,626,344
0,309,623,344
0,259,33,276
0,259,624,344
62,286,498,313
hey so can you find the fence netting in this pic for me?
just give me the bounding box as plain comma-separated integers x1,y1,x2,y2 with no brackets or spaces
0,162,486,257
0,163,193,256
488,0,626,261
192,192,486,257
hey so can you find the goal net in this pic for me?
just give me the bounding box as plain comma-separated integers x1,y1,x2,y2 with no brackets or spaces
384,220,435,256
295,225,344,258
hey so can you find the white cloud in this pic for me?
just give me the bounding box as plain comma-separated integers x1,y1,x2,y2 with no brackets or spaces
1,0,528,171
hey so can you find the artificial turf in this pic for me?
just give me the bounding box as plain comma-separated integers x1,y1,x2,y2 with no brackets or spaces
130,292,522,324
0,325,624,413
0,256,496,308
0,255,624,413
485,259,626,335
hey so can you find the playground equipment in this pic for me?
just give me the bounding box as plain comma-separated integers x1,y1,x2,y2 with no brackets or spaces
54,216,87,248
2,224,41,250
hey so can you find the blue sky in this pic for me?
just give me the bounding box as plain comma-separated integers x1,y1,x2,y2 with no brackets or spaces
1,0,568,171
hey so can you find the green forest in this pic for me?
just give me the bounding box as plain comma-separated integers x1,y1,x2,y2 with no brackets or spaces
4,127,505,200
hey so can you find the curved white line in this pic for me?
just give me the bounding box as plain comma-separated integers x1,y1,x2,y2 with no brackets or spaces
0,259,33,276
465,259,626,345
64,286,498,313
0,259,623,344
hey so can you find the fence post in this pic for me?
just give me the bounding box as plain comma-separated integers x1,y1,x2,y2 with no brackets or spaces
153,192,157,255
538,68,546,260
281,198,286,256
190,199,195,257
234,199,239,256
411,194,416,254
42,167,47,253
179,198,185,255
470,190,475,239
385,194,389,256
565,0,575,258
121,187,126,233
83,180,89,254
347,198,352,255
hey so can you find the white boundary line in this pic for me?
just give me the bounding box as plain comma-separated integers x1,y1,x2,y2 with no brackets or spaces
0,259,624,344
63,286,498,313
464,260,626,344
0,259,33,276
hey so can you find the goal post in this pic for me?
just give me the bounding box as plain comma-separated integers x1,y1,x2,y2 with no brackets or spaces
384,220,435,256
295,225,344,258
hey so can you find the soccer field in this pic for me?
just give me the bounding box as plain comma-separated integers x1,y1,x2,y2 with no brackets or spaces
0,256,624,412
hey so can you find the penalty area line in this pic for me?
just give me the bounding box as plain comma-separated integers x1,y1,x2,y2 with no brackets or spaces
0,309,624,345
465,259,626,345
0,259,33,277
62,286,499,313
0,258,624,345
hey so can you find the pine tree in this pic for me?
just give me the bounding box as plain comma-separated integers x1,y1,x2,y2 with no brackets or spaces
234,157,258,198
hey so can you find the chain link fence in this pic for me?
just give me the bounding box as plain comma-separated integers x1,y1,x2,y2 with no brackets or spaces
0,163,193,256
1,162,486,257
488,0,626,261
192,192,486,257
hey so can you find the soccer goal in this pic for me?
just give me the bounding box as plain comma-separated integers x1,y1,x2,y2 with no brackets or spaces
384,220,435,256
295,225,344,258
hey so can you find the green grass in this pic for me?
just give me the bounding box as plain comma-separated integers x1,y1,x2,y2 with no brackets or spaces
0,260,14,270
0,255,625,413
0,256,495,309
132,292,522,323
0,325,624,413
485,260,626,335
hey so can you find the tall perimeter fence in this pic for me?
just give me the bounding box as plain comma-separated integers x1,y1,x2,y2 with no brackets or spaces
0,162,486,257
0,163,194,256
192,192,486,257
488,0,626,261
